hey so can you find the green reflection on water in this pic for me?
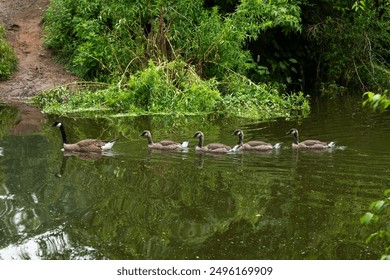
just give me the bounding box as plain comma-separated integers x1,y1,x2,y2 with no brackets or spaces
0,97,388,260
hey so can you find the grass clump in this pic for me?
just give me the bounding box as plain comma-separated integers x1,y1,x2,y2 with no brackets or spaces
32,59,310,119
0,24,17,80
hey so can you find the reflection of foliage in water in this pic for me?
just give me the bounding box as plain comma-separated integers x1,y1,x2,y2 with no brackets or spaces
0,104,18,138
0,104,19,248
55,156,271,259
0,142,277,259
361,91,390,259
1,105,385,260
46,114,250,146
361,190,390,260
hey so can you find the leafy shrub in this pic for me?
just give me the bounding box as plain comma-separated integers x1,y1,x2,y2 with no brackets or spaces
362,91,390,112
218,74,310,119
39,0,308,119
304,1,390,92
43,0,302,82
0,25,17,80
32,59,310,119
32,59,224,115
361,189,390,260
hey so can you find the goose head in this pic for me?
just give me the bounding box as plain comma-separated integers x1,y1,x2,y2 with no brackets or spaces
192,131,204,139
232,129,244,137
232,129,244,145
52,121,63,128
140,130,151,138
192,131,204,148
140,130,154,145
286,128,299,144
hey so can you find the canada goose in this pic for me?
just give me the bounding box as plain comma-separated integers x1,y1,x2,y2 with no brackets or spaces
192,131,233,153
52,122,118,153
286,128,335,149
232,129,281,151
140,130,189,150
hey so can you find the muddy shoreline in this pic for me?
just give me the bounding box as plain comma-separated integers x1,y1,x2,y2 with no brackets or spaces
0,0,76,102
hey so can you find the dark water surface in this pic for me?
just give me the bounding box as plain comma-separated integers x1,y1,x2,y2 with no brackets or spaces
0,96,389,260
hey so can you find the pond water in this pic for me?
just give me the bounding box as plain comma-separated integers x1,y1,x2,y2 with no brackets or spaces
0,96,389,260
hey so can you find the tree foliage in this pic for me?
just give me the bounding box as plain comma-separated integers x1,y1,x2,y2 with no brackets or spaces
44,0,302,81
362,91,390,112
38,0,308,118
39,0,390,116
302,0,390,91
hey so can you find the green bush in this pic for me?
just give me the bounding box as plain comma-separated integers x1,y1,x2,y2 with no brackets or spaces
43,0,302,82
361,189,390,260
0,25,17,80
218,74,310,119
32,59,224,115
304,1,390,92
362,91,390,112
38,0,309,119
32,59,310,119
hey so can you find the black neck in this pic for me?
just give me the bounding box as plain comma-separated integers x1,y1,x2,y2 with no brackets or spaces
147,135,153,145
59,125,70,144
237,134,244,146
293,133,299,145
197,135,204,148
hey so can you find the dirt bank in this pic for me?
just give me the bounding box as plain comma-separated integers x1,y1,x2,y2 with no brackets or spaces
0,0,76,102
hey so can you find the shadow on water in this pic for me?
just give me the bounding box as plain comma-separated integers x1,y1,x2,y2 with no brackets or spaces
0,96,389,259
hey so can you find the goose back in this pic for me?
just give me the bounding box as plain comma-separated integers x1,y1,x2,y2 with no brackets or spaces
53,122,117,152
193,131,231,153
140,130,188,150
287,128,334,149
232,129,274,151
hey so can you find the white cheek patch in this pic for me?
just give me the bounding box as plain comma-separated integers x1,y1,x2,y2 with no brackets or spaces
57,122,62,127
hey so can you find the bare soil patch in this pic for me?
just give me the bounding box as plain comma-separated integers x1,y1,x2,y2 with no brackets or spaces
0,0,76,102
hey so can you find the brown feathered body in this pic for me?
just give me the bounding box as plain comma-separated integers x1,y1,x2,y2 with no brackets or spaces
192,131,231,153
140,130,189,150
63,139,114,153
232,129,275,151
53,122,117,153
287,128,335,149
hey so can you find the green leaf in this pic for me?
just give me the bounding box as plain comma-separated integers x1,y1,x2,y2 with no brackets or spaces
370,200,386,213
365,232,378,244
361,212,375,225
363,91,374,99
